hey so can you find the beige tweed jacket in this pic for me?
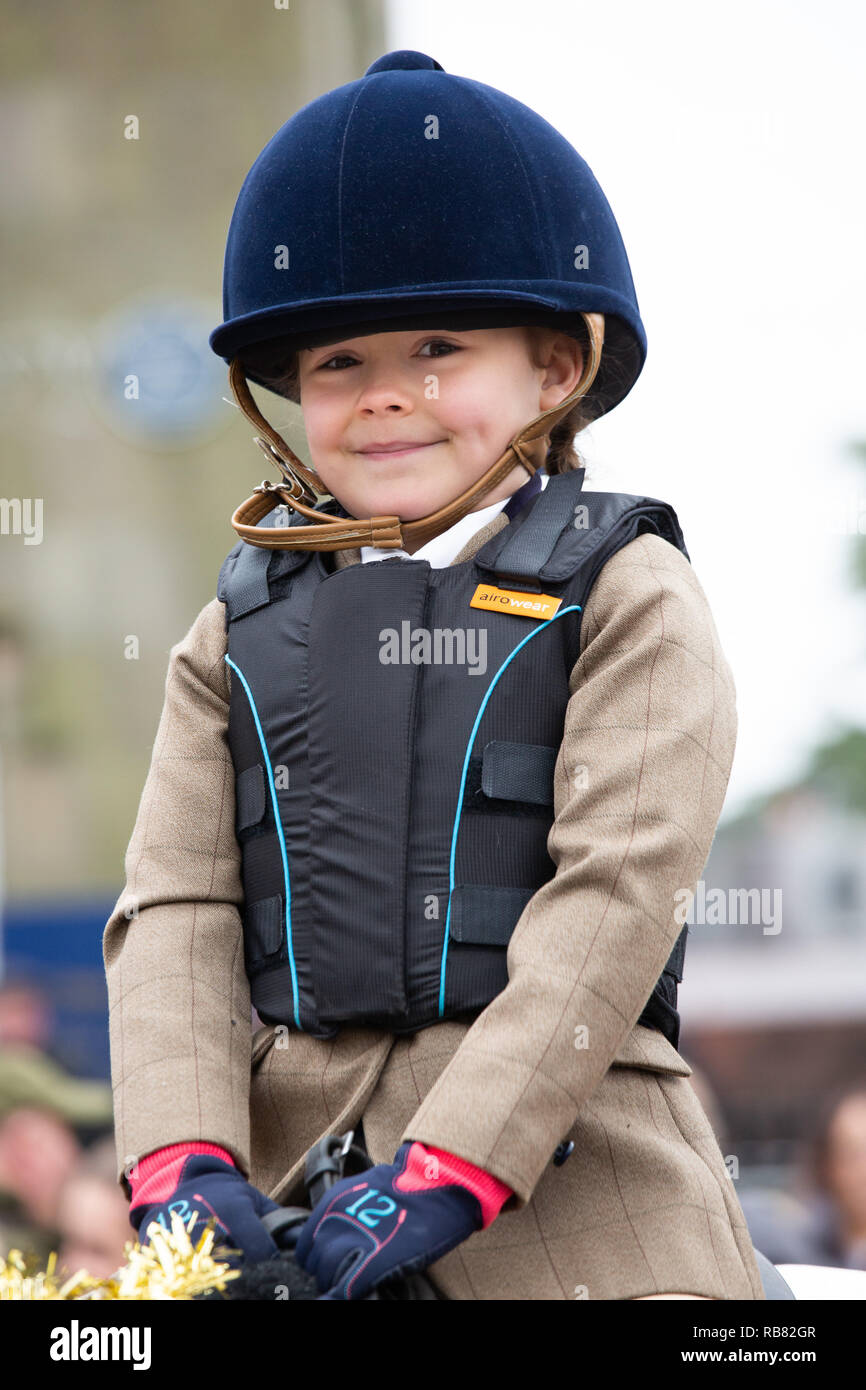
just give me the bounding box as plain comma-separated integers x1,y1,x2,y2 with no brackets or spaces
103,502,765,1300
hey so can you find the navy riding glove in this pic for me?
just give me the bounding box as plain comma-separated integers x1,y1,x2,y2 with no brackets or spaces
294,1141,483,1299
130,1153,281,1265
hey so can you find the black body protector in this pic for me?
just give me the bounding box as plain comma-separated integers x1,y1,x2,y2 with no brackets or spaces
217,469,691,1048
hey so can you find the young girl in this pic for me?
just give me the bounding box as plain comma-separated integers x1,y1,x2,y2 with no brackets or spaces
103,49,766,1301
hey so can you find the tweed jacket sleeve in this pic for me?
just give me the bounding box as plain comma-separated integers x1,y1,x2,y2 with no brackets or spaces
400,530,738,1210
102,598,253,1189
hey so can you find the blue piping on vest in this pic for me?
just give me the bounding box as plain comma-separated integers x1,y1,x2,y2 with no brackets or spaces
224,654,302,1031
439,604,583,1015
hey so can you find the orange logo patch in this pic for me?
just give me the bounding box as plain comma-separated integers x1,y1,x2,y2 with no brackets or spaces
469,584,562,621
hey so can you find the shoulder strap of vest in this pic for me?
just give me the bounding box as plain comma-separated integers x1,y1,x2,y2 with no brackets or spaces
491,467,589,583
217,531,271,624
217,497,338,624
474,468,690,594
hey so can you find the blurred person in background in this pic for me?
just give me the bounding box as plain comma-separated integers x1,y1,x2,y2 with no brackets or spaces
699,1064,866,1271
55,1134,133,1279
0,1107,81,1264
0,982,51,1050
794,1083,866,1270
0,981,113,1130
0,981,114,1264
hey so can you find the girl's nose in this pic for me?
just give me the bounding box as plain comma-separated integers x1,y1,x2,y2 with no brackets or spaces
355,366,417,413
357,385,414,413
359,401,411,415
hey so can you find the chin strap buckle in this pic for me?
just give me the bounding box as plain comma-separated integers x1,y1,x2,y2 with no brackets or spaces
253,435,319,505
251,478,300,513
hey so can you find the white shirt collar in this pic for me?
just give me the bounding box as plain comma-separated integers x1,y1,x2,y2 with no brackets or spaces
360,472,549,569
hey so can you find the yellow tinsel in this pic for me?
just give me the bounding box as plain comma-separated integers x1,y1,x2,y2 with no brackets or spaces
0,1210,241,1300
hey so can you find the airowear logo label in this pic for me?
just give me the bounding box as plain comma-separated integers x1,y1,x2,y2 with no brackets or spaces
469,584,562,621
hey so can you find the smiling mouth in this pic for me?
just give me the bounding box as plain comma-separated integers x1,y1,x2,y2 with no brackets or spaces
355,441,445,459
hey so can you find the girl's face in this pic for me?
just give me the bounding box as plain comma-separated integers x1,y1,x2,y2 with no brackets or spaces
296,326,583,550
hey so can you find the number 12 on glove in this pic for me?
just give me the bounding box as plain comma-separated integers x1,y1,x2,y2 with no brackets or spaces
343,1188,402,1228
294,1142,483,1299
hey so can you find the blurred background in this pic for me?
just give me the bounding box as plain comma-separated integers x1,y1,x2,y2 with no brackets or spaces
0,0,864,1277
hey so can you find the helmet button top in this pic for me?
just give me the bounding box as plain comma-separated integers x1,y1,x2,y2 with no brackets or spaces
364,50,445,75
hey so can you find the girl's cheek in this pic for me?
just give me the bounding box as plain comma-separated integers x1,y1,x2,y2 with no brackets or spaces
300,404,337,449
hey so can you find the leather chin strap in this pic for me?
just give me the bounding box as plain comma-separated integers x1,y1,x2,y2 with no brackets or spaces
227,312,605,552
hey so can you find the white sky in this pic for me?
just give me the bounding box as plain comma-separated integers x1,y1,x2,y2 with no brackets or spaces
385,0,866,818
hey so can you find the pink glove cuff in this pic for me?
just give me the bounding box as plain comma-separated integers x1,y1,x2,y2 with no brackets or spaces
395,1140,513,1229
127,1141,236,1208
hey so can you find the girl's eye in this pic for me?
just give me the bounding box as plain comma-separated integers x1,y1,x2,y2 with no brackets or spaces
418,339,460,357
317,354,358,371
315,340,459,371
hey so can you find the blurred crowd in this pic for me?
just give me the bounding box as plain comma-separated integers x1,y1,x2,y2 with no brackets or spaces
0,977,865,1282
690,1067,866,1272
0,981,128,1278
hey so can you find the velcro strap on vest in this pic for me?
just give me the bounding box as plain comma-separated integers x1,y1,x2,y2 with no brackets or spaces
219,537,273,620
244,895,284,959
449,885,535,946
236,764,266,832
219,507,302,621
482,741,557,805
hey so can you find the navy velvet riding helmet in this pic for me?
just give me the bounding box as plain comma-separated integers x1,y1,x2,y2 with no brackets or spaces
209,49,646,423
